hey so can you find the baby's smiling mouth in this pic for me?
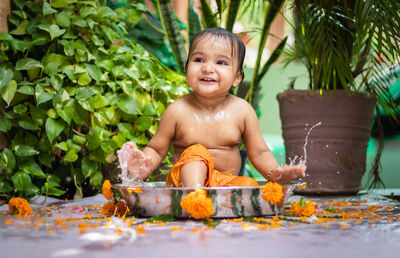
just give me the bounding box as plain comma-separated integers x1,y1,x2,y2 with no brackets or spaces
200,77,216,82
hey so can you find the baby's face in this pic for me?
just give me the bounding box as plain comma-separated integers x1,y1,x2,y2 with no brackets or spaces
186,37,242,99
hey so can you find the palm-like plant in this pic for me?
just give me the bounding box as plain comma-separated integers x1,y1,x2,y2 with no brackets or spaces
284,0,400,188
285,0,400,116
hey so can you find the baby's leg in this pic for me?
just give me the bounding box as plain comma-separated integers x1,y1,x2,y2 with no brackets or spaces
180,161,207,187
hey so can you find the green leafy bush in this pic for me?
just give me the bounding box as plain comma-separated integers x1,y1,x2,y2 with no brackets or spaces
0,0,188,200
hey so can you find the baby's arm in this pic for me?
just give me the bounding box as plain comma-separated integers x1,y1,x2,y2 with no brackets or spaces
125,104,177,179
242,102,306,184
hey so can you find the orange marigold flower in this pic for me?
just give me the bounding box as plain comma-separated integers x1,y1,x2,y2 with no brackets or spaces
102,180,113,200
8,197,33,215
101,200,130,216
170,226,185,231
128,187,143,194
180,189,214,219
261,182,283,205
289,199,317,217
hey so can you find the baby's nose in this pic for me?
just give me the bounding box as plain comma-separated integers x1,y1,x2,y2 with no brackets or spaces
202,62,215,73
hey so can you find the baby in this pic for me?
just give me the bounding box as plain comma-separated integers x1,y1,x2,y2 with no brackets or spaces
123,28,306,187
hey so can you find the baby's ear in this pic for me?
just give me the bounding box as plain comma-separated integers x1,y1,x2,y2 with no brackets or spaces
232,71,243,87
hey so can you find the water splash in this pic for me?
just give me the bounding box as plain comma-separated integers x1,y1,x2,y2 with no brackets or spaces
287,122,321,168
299,122,321,166
117,142,144,187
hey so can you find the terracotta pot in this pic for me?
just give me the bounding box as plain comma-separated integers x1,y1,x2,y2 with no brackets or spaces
277,89,376,195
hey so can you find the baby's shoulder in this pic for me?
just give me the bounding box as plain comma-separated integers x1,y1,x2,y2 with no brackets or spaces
227,95,253,111
164,96,191,115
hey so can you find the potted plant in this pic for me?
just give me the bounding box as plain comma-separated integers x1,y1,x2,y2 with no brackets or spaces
279,0,400,194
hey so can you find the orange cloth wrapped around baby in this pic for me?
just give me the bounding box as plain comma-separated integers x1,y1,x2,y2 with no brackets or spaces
166,144,259,187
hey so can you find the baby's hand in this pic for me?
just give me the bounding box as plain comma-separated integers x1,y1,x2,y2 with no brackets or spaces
119,142,152,180
270,165,306,185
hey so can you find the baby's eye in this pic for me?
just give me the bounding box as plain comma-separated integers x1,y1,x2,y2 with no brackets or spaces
217,60,228,65
193,57,203,62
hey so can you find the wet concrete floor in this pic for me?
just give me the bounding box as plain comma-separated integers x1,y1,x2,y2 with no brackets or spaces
1,191,400,258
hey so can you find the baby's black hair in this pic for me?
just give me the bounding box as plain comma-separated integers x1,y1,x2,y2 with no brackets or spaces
185,27,246,82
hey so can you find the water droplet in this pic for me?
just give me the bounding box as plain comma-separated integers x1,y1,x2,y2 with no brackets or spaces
326,144,329,148
337,171,340,174
318,182,322,185
305,123,308,126
306,174,309,177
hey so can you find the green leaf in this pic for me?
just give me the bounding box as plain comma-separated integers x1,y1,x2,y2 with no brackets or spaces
52,0,77,8
45,118,65,143
0,31,13,41
1,80,17,106
300,197,306,208
14,145,39,156
20,159,46,178
136,116,152,131
43,2,57,15
98,6,116,18
30,105,47,126
36,92,54,106
80,6,97,17
0,179,13,193
49,24,66,40
16,58,43,70
55,11,71,27
89,170,103,188
0,67,14,90
77,72,92,85
38,153,54,168
55,141,68,151
17,85,35,95
73,134,86,145
71,15,87,27
13,104,27,114
66,139,81,152
1,149,16,170
85,64,102,81
100,25,116,42
18,117,40,130
117,95,141,115
10,20,28,35
41,182,66,196
12,171,34,192
82,156,98,179
63,99,89,125
143,103,157,115
86,134,102,150
64,150,78,162
117,123,134,139
0,117,12,132
89,94,110,109
76,87,96,100
146,214,176,223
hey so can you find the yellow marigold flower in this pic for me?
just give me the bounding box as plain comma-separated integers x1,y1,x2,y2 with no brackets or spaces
102,180,113,200
101,200,129,216
180,189,214,219
8,197,33,215
289,199,317,217
261,182,283,205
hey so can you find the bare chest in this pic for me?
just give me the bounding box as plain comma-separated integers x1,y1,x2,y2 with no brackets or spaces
173,113,243,149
